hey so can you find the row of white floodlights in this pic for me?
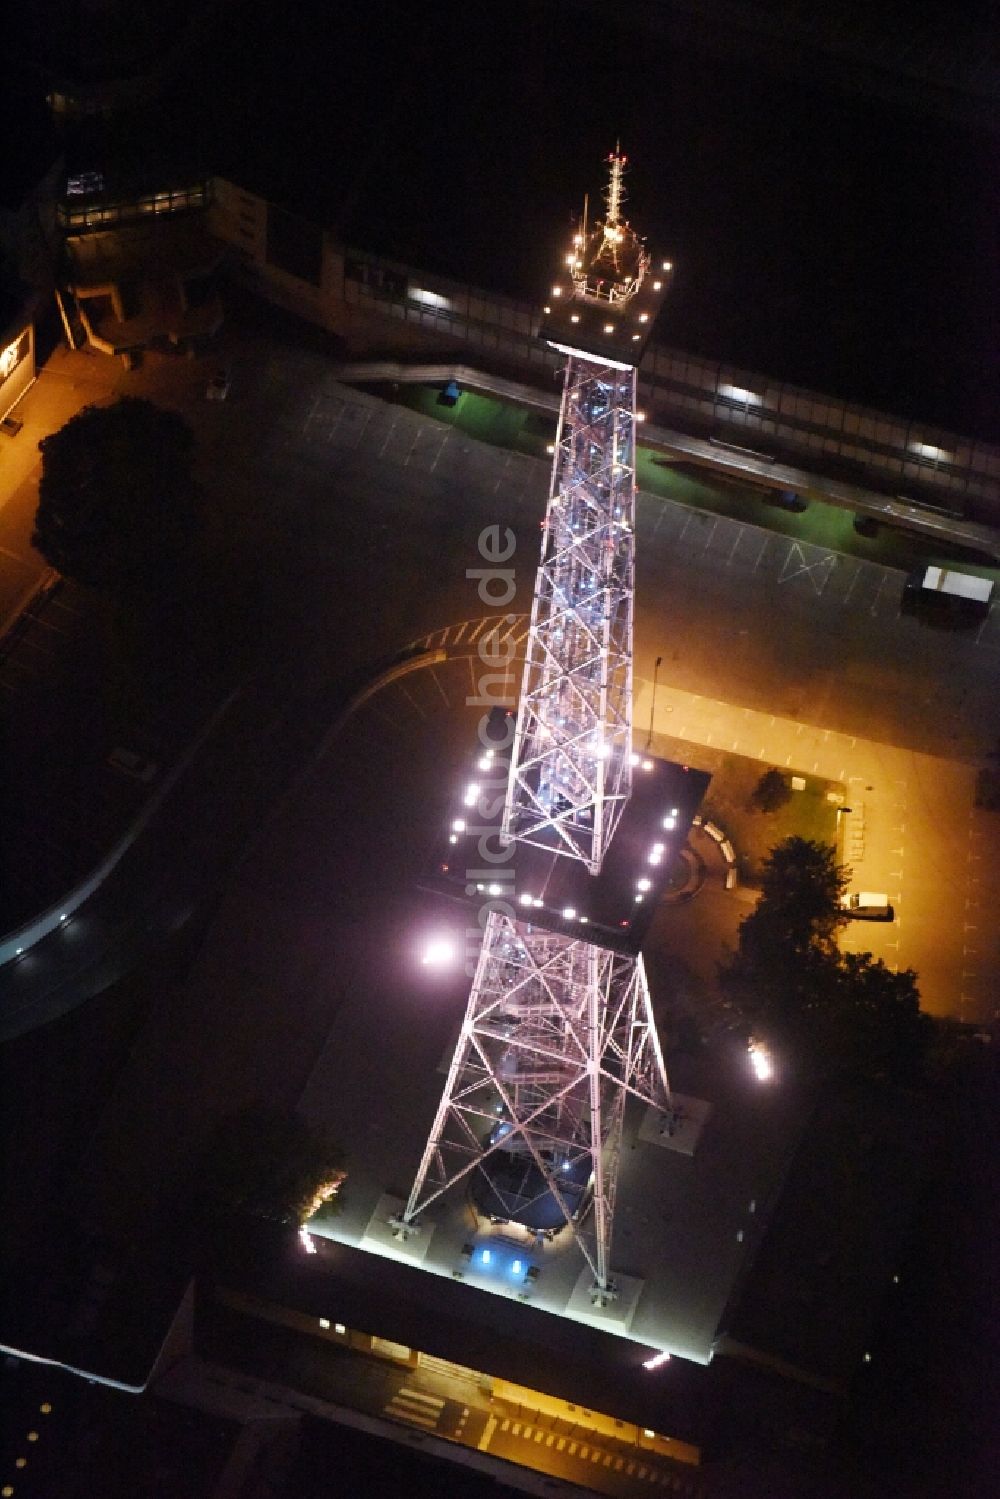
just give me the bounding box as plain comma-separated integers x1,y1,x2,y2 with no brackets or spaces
518,891,590,924
629,753,655,771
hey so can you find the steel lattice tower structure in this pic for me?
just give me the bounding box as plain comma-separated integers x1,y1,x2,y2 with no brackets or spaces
398,152,675,1300
501,356,637,872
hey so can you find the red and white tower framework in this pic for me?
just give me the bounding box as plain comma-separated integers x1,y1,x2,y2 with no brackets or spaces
399,153,676,1302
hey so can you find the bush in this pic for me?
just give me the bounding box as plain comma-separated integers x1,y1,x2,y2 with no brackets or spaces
749,768,792,814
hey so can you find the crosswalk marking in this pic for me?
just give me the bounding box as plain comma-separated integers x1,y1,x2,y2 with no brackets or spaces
384,1386,444,1432
386,1403,438,1430
393,1387,442,1408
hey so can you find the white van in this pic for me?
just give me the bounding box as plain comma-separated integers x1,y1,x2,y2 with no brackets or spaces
842,891,893,921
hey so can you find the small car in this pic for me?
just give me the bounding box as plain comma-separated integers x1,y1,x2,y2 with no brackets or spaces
206,368,231,401
841,891,893,921
765,488,809,513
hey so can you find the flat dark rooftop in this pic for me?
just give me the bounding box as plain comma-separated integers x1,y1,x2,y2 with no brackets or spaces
423,750,710,955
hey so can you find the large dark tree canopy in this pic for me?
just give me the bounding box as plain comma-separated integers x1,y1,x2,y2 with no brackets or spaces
738,836,848,965
722,837,930,1086
33,397,200,590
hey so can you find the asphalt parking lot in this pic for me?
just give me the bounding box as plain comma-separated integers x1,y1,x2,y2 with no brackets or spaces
3,313,999,1020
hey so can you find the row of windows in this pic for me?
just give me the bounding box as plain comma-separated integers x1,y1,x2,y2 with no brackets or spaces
59,185,207,231
261,227,998,493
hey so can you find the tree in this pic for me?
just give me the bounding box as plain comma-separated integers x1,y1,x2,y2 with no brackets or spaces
830,952,932,1085
200,1103,345,1226
720,837,928,1085
33,397,200,590
738,836,848,965
749,767,792,814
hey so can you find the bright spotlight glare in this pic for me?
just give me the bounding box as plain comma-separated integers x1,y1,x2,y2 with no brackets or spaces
748,1039,774,1082
463,782,480,808
643,1351,671,1370
298,1226,318,1255
452,818,466,833
636,877,652,892
562,907,577,920
421,936,456,968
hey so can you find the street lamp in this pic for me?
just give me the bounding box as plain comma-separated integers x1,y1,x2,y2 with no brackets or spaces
646,656,663,749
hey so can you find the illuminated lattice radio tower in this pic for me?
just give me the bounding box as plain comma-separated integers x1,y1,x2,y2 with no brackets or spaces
398,152,679,1302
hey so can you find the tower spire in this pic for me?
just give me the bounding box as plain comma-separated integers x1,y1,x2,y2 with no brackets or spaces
605,143,625,229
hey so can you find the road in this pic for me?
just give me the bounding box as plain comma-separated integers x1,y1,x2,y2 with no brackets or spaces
176,1292,707,1498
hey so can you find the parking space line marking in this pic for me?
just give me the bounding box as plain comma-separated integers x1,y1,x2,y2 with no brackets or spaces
840,563,865,607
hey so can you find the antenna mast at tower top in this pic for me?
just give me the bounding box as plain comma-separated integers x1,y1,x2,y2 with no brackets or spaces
604,146,626,231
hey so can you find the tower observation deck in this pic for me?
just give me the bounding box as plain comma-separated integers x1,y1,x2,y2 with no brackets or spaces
398,153,684,1304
